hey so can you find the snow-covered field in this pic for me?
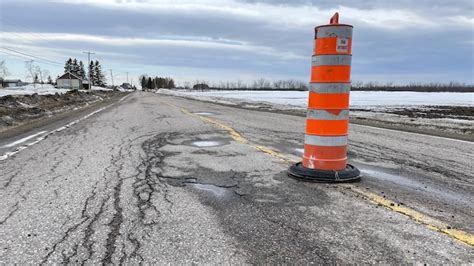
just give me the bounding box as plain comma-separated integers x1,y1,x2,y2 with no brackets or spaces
163,90,474,107
0,84,70,97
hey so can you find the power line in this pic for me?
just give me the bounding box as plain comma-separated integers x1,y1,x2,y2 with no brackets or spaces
0,50,61,68
0,47,63,65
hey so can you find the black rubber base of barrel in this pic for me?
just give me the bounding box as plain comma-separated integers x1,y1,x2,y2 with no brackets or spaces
288,162,361,183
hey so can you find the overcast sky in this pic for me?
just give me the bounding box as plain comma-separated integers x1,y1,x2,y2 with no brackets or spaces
0,0,473,86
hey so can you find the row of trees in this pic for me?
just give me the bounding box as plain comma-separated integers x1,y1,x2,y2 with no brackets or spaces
182,78,308,91
140,75,176,90
351,81,474,92
180,79,474,92
64,58,106,87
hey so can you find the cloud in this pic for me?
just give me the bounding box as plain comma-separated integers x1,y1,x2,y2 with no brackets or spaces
0,0,473,84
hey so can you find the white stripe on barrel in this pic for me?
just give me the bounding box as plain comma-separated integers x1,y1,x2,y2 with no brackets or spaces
309,83,351,94
312,55,352,66
307,109,349,120
316,26,353,39
305,135,348,146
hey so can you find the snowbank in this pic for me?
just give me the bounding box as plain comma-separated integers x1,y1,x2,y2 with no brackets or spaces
0,84,70,97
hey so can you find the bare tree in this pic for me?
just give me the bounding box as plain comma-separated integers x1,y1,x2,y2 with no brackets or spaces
25,61,36,88
0,60,10,78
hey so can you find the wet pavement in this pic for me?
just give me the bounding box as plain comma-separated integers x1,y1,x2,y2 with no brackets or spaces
0,92,472,264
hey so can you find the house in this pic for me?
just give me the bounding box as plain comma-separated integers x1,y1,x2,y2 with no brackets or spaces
0,78,23,88
56,72,89,90
120,83,132,90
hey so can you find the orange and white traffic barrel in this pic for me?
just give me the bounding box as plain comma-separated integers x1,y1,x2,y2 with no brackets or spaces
288,13,360,182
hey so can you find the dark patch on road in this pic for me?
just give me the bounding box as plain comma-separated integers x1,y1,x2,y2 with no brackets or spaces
140,132,339,264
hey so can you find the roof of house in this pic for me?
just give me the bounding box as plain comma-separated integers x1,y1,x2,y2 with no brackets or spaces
57,72,81,80
2,79,22,83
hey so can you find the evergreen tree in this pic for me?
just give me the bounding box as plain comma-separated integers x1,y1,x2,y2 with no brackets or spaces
167,78,175,89
64,58,73,73
71,58,79,76
140,76,147,89
88,61,95,85
147,77,152,90
47,75,53,84
33,74,39,83
94,60,106,87
78,61,85,79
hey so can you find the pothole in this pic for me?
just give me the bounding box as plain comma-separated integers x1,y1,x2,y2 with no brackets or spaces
294,148,304,154
193,112,215,116
188,183,229,198
183,138,230,148
192,141,223,147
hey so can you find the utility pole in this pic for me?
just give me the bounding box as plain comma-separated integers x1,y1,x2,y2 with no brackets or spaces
109,69,114,87
83,51,95,90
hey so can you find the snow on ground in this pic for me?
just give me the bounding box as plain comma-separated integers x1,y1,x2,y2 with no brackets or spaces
0,84,70,97
161,90,474,108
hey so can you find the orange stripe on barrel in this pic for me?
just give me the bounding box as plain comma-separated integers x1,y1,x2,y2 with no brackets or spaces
308,92,349,109
311,65,351,82
314,38,352,55
306,119,348,136
302,144,347,170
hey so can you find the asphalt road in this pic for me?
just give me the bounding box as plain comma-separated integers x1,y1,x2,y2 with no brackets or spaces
0,91,472,264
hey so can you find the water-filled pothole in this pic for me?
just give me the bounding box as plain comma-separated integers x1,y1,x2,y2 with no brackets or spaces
189,183,229,198
294,148,304,154
192,141,223,147
193,112,215,116
184,138,230,148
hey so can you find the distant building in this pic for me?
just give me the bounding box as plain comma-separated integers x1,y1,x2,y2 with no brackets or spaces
120,83,132,90
0,78,23,88
56,72,87,90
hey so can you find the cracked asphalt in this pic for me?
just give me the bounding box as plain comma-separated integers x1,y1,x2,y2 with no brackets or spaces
0,91,473,264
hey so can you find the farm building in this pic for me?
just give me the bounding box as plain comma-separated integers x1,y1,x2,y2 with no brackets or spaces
56,72,89,90
0,78,23,88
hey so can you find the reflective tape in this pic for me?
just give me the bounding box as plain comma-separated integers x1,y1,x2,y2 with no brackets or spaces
304,135,348,146
316,26,353,39
309,83,351,93
307,109,349,120
312,55,352,66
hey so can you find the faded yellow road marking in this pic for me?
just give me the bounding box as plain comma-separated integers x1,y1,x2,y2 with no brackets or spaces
181,108,293,163
170,102,474,247
347,186,474,246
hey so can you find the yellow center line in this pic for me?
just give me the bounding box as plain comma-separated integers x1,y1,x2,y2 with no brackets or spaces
165,100,474,247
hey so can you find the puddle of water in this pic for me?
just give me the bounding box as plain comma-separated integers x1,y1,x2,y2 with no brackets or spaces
295,148,304,154
193,112,214,116
192,141,222,147
190,183,228,198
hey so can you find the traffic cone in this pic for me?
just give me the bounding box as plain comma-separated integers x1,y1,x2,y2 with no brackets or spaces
288,13,360,182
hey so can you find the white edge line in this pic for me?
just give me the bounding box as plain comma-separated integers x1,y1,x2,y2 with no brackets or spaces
2,130,47,148
0,94,131,161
